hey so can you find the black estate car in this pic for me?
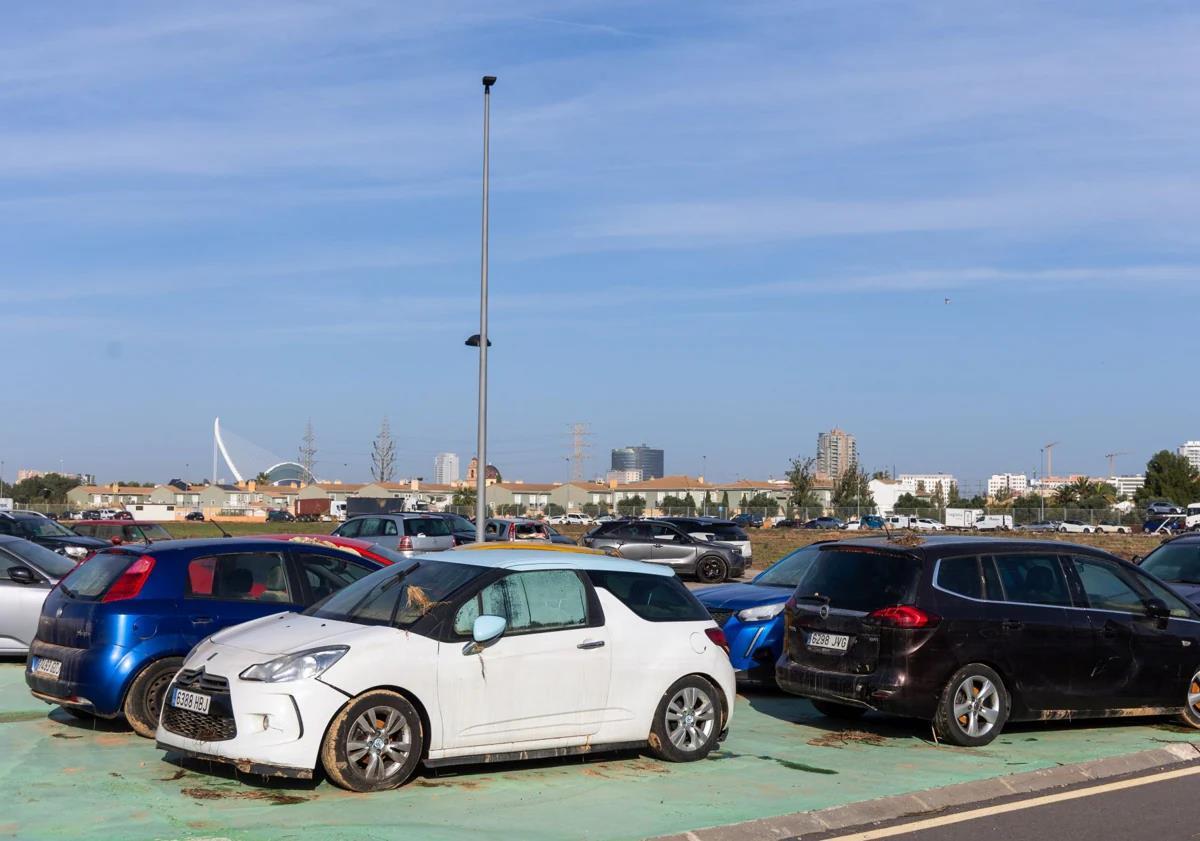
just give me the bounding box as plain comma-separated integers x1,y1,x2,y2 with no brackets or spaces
0,511,108,561
776,536,1200,746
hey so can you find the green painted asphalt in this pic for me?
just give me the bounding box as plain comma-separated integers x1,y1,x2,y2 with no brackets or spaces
2,659,1198,841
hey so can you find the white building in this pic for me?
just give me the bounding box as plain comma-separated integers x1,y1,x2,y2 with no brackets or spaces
898,473,957,499
869,477,907,513
1180,441,1200,472
987,473,1029,497
1108,475,1145,499
433,453,460,485
605,469,643,484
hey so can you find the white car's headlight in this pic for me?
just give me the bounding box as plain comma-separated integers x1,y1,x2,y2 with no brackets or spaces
240,646,348,683
737,602,786,622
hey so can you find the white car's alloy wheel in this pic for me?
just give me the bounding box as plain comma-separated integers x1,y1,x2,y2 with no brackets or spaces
346,706,413,781
665,685,717,751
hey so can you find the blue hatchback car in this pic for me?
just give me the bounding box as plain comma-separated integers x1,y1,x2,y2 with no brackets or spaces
25,538,384,737
694,542,828,684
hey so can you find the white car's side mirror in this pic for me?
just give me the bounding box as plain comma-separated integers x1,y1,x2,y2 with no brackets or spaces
463,614,507,655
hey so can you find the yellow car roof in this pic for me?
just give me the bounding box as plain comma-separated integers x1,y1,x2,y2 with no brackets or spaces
456,541,618,557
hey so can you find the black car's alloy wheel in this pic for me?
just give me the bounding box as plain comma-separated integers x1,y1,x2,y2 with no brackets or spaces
1181,670,1200,729
696,555,728,583
933,663,1010,747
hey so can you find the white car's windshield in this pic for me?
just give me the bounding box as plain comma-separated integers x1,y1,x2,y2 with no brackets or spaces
306,560,486,628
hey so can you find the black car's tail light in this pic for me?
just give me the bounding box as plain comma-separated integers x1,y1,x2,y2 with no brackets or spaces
868,605,940,629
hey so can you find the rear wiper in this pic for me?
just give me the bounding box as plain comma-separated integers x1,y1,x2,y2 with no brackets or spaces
58,583,76,598
791,593,831,605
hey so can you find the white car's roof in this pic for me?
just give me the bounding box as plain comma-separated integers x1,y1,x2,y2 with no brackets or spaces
435,548,673,577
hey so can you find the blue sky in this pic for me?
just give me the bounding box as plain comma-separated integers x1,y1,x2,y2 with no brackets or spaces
3,1,1199,494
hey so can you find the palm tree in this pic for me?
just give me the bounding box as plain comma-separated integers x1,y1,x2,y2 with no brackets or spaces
1053,484,1079,506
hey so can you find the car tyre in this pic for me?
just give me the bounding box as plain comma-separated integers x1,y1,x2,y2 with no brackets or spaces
932,663,1009,747
321,690,423,792
1180,670,1200,730
812,700,868,720
695,555,729,584
648,675,722,762
123,656,184,738
1058,527,1068,533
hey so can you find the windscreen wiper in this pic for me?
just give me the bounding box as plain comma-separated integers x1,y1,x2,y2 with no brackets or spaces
791,593,831,605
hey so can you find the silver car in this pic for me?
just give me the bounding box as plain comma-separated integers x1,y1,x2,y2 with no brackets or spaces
0,536,79,654
581,520,745,583
332,514,455,556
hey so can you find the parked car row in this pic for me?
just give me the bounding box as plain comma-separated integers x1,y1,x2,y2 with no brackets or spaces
16,536,733,792
14,525,1200,796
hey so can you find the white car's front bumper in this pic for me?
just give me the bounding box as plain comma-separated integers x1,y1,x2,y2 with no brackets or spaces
155,646,349,779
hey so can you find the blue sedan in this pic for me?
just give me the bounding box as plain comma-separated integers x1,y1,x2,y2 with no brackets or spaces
694,542,827,685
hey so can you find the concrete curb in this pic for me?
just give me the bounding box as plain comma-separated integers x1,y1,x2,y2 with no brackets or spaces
651,741,1200,841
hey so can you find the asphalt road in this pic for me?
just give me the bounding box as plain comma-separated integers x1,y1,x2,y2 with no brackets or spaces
814,763,1200,841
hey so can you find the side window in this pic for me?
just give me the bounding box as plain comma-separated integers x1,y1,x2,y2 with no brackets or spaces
937,556,982,599
0,521,13,535
454,570,588,636
296,552,374,603
1133,572,1194,619
357,518,383,538
586,570,711,621
651,524,680,541
1071,557,1146,614
382,519,399,537
991,554,1071,606
186,552,291,603
627,523,653,541
981,557,1003,600
485,521,501,537
336,519,361,538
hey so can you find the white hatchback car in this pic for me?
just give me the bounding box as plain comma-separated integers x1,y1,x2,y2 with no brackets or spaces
155,550,735,792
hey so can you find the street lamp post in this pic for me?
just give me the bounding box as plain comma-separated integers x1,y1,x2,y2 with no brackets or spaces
474,75,496,541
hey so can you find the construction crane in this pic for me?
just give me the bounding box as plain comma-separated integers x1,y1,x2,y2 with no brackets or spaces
1105,451,1128,476
1042,441,1060,478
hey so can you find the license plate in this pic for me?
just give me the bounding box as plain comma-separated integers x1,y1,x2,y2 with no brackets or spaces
807,632,850,652
171,688,211,715
33,657,62,678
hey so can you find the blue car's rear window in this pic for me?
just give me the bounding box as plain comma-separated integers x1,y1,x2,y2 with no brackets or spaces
60,551,138,600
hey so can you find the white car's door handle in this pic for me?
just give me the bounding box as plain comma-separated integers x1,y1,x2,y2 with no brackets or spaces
577,640,605,650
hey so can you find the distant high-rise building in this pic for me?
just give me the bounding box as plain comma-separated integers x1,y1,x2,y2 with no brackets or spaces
899,473,957,498
816,428,858,479
1180,441,1200,471
611,445,664,480
434,453,460,485
987,473,1029,497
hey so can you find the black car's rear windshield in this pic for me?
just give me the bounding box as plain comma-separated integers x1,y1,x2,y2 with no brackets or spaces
306,560,483,627
59,550,139,600
793,549,922,612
